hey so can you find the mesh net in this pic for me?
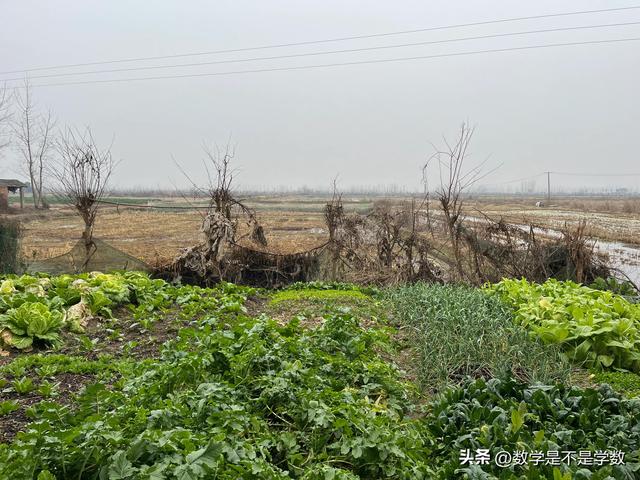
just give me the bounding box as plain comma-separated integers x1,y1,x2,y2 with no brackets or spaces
27,238,150,274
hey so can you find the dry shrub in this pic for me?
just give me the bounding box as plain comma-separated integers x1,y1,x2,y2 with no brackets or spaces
166,144,326,287
166,130,616,288
319,188,611,287
461,218,609,284
323,198,439,285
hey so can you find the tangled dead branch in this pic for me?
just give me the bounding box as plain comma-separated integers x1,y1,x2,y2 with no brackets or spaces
323,195,440,285
167,142,326,287
460,216,609,284
167,127,612,288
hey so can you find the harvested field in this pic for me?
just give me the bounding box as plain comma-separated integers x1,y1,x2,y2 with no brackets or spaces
16,202,332,264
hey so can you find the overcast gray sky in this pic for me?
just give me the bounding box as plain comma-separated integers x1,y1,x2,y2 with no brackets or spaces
1,0,639,192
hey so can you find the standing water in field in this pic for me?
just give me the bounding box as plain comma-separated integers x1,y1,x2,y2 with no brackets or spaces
466,215,640,286
598,240,640,286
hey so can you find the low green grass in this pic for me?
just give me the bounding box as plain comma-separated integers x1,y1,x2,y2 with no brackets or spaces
592,371,640,398
266,288,387,329
386,283,571,392
270,288,369,305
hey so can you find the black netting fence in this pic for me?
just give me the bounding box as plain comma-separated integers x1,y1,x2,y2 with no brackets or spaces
27,238,150,274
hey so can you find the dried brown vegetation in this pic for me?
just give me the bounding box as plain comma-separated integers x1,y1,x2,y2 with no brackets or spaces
315,124,611,286
323,194,439,284
165,143,327,287
459,217,609,284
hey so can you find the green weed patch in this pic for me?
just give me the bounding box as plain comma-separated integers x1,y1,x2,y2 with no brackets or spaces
593,371,640,398
270,288,369,305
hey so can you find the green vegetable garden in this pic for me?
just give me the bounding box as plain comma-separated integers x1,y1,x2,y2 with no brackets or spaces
0,272,639,479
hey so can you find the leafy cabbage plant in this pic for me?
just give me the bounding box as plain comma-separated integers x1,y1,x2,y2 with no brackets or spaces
486,278,640,372
0,279,16,295
0,302,64,350
87,273,131,304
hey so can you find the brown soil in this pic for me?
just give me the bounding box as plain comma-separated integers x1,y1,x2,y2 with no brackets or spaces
0,304,190,442
57,305,183,360
0,372,94,443
244,295,268,318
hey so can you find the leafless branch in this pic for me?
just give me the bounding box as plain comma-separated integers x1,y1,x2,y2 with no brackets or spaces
12,78,56,208
51,126,116,254
0,83,12,154
424,122,487,280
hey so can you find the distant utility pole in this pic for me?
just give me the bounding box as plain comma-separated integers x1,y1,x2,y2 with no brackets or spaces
545,171,551,202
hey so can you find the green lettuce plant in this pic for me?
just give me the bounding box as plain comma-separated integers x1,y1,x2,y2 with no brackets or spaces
0,302,64,350
486,278,640,372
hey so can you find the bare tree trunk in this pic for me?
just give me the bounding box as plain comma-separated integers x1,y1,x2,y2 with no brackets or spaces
0,84,12,155
171,140,267,282
12,79,55,209
23,93,38,208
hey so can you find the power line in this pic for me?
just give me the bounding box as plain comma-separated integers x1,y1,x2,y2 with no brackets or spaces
478,170,640,189
29,36,640,88
3,4,640,75
485,173,547,185
4,20,639,82
552,171,640,176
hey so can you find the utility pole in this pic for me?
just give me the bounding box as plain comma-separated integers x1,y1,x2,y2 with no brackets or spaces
546,171,551,202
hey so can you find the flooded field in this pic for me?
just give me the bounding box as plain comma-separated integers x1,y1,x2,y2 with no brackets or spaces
599,240,640,285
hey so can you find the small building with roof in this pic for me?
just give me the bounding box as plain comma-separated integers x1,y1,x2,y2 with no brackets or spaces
0,179,28,211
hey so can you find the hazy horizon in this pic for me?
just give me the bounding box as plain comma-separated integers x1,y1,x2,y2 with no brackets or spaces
1,0,639,193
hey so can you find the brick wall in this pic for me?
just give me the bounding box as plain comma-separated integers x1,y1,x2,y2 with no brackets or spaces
0,186,8,211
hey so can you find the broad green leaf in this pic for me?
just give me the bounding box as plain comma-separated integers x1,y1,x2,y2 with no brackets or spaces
108,451,135,480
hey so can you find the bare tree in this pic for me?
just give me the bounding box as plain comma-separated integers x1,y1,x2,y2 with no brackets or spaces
424,123,493,279
179,141,266,248
0,84,12,154
171,141,267,282
324,177,343,243
12,79,55,208
52,127,115,262
202,143,239,222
